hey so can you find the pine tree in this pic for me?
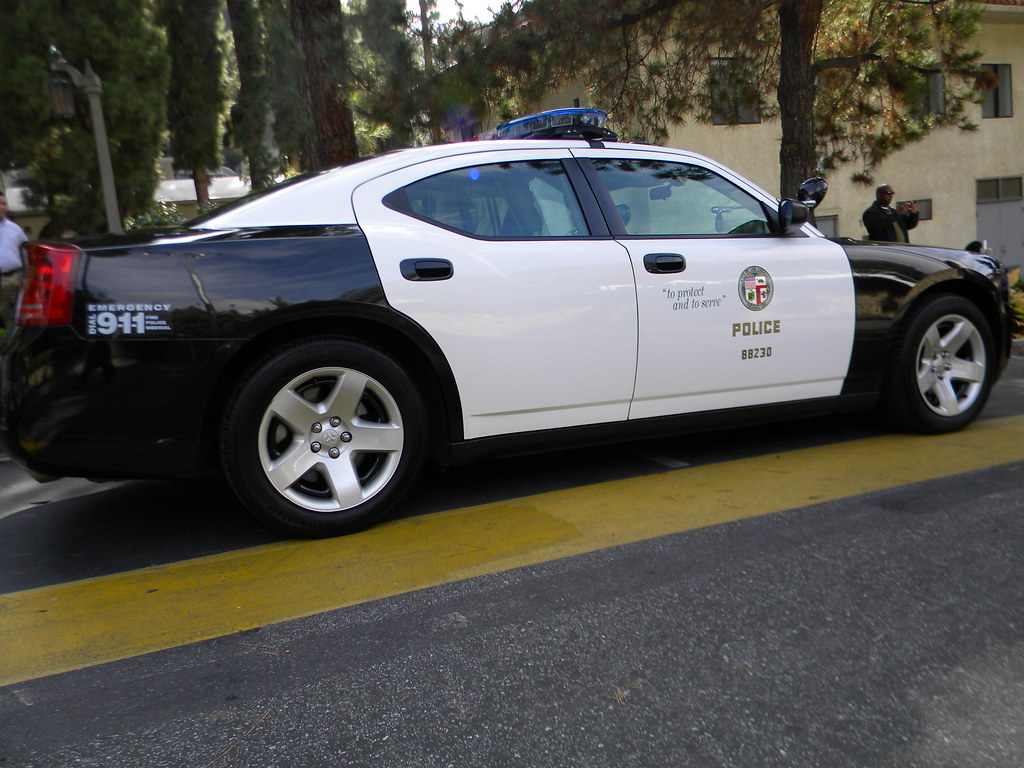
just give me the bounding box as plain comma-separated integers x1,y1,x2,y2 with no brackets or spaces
289,0,359,168
455,0,982,195
223,0,274,191
349,0,427,152
260,0,307,170
0,0,169,234
226,0,275,191
160,0,230,204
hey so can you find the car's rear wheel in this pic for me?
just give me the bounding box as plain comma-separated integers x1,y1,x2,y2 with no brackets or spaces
221,338,426,537
883,294,994,434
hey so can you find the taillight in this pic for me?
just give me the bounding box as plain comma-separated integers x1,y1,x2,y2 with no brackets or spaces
17,242,82,326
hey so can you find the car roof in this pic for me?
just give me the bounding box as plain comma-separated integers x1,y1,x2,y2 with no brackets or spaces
192,139,752,229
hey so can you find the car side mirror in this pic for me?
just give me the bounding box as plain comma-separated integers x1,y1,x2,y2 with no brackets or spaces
797,177,828,209
778,199,809,235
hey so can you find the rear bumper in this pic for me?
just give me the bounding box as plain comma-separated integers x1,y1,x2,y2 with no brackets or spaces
1,326,210,481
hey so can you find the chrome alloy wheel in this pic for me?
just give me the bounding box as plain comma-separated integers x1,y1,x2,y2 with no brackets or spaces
915,313,987,417
257,366,404,512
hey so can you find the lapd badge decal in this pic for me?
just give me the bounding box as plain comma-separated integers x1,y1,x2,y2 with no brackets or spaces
738,266,773,311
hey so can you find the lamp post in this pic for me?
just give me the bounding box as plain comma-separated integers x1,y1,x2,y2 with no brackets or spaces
49,50,122,234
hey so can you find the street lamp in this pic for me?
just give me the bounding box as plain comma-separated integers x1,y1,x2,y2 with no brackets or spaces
48,48,122,234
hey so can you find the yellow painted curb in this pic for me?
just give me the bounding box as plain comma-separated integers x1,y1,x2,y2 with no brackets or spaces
3,415,1024,686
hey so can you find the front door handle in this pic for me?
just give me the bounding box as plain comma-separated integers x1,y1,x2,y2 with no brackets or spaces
400,258,454,281
643,253,686,274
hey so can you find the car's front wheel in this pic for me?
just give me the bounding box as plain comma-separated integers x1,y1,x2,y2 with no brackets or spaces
221,338,427,537
883,294,994,434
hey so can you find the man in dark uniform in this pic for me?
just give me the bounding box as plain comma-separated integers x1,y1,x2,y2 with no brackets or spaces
863,184,919,243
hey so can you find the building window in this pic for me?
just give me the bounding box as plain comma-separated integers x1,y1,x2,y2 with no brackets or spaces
914,198,933,221
710,58,760,126
913,71,945,117
814,216,837,238
980,64,1012,119
977,176,1022,203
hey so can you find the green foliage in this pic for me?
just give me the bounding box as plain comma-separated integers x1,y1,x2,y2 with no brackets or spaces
260,0,308,171
348,0,425,152
1011,276,1024,338
0,0,169,235
0,0,460,238
454,0,982,190
161,0,230,199
813,0,981,182
123,201,187,231
4,0,983,233
226,0,275,190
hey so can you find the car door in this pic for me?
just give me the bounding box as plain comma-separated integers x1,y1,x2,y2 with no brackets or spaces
352,149,638,440
572,147,856,419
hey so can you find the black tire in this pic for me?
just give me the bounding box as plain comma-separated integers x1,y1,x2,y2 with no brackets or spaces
882,294,994,434
221,338,427,537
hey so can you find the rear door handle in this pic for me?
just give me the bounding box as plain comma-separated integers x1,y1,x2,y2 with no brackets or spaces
643,253,686,274
400,258,453,281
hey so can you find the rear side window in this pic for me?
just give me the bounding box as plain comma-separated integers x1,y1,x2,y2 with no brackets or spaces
591,159,769,236
385,160,589,238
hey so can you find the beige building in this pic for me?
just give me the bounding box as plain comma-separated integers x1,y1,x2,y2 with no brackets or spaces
547,0,1024,268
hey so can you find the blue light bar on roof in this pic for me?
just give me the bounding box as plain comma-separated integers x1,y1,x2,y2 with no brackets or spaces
490,108,616,141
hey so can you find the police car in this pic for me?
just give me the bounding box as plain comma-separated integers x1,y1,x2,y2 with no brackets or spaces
0,109,1013,537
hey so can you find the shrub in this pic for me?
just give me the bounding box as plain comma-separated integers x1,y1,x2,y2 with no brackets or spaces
123,202,187,232
1011,278,1024,339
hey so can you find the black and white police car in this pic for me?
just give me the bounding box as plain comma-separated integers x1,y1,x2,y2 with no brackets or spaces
0,109,1012,536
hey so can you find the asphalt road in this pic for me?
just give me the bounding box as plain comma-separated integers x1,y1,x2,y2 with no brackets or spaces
0,356,1022,767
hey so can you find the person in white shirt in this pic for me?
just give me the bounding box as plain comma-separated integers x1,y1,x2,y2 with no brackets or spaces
0,190,28,329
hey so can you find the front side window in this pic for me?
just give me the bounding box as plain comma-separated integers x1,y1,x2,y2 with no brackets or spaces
385,160,588,238
590,159,770,236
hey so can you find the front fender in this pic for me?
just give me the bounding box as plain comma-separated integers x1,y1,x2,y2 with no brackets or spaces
836,240,1010,397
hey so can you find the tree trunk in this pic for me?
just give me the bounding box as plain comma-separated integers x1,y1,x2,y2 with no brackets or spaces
193,166,210,205
290,0,359,169
776,0,822,200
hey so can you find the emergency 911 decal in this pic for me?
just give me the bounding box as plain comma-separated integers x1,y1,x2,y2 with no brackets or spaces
738,266,773,311
86,303,173,336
